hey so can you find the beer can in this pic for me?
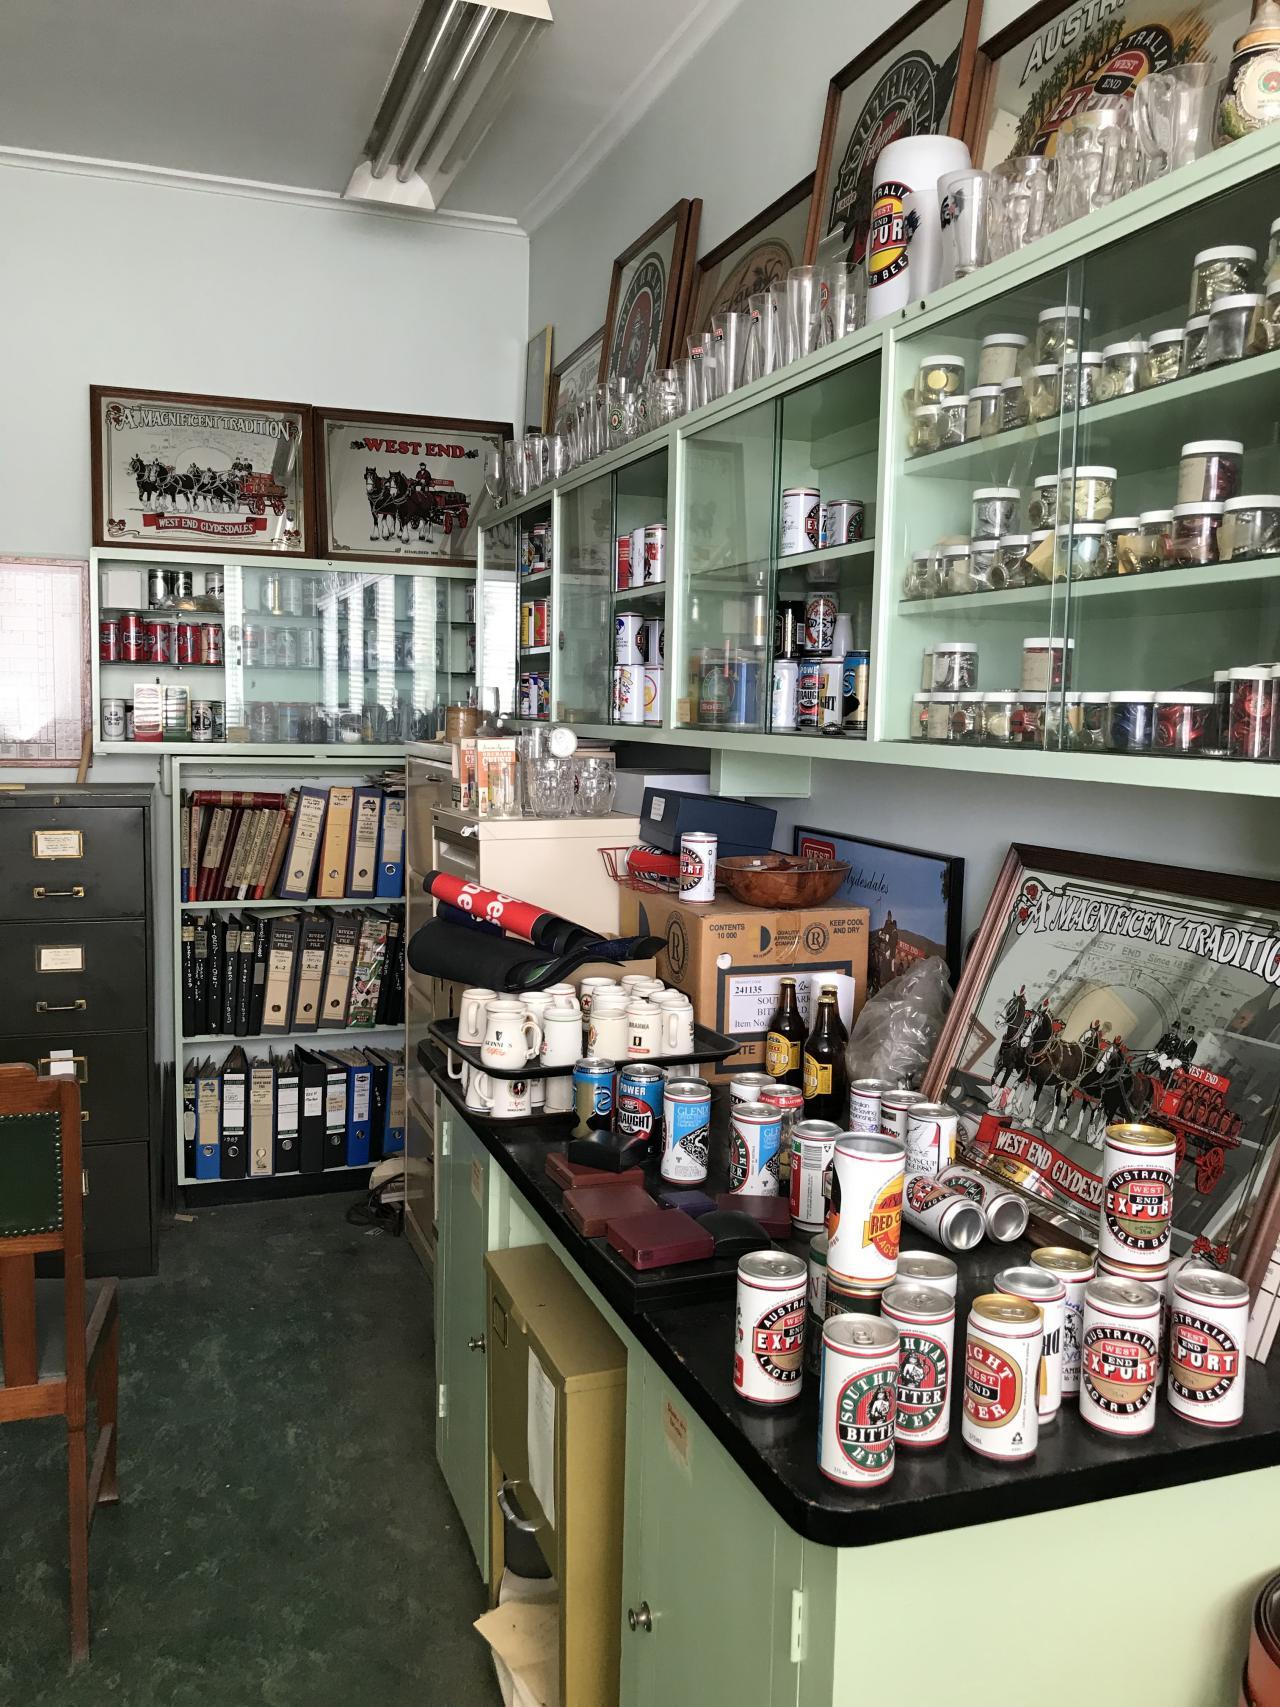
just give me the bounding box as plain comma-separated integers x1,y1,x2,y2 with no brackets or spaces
175,620,200,666
790,1120,839,1233
274,627,299,669
823,498,866,545
261,573,283,615
728,1101,782,1195
1099,1123,1176,1268
1167,1268,1249,1428
643,666,663,725
645,618,665,665
770,658,799,731
877,1088,925,1142
242,623,263,666
780,487,821,556
897,1251,958,1297
1079,1276,1161,1436
100,698,126,741
1031,1246,1096,1397
277,702,302,741
661,1077,711,1184
148,566,170,606
804,594,837,654
204,622,224,666
528,671,544,719
99,618,120,663
761,1084,804,1186
191,700,215,743
734,1250,807,1406
615,1064,664,1150
882,1282,954,1448
572,1057,614,1134
643,524,667,584
613,662,645,726
995,1263,1066,1420
904,1102,958,1175
729,1072,776,1105
938,1164,1029,1243
843,649,870,733
679,831,716,903
806,1233,829,1374
903,1174,984,1251
124,705,135,740
775,601,806,659
518,675,533,718
533,600,549,647
819,1315,899,1488
1100,1253,1172,1379
528,522,550,571
848,1078,890,1135
203,568,225,600
615,611,646,665
519,601,533,647
962,1294,1042,1462
818,658,844,730
826,1134,905,1296
172,568,194,601
796,659,822,729
278,575,303,616
615,534,632,589
210,701,225,740
143,616,172,664
120,611,144,662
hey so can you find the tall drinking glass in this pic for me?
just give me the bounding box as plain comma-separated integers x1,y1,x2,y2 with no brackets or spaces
815,263,857,346
673,357,699,415
987,156,1056,260
744,288,781,382
711,310,749,393
938,168,990,281
1133,62,1216,183
785,266,818,364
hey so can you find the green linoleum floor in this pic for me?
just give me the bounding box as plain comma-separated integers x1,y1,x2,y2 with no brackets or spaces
0,1194,502,1707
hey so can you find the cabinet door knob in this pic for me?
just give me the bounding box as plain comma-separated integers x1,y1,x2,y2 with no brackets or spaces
467,1335,486,1353
628,1602,653,1633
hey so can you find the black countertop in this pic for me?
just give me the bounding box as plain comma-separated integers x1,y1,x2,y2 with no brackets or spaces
433,1065,1280,1548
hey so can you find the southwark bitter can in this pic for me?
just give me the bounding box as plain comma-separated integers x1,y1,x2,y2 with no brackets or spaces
819,1315,899,1488
1098,1122,1177,1268
1079,1276,1161,1437
882,1282,954,1449
904,1102,959,1175
962,1294,1042,1462
806,1233,829,1375
826,1134,904,1296
939,1164,1030,1243
897,1250,958,1297
734,1250,807,1406
1167,1268,1249,1428
902,1174,984,1251
1031,1246,1096,1397
995,1263,1067,1420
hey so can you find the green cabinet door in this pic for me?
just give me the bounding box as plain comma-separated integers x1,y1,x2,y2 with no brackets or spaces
620,1360,802,1707
434,1109,491,1574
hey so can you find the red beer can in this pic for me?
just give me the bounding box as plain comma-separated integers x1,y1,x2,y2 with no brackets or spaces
120,612,144,661
99,618,120,662
176,621,200,665
143,617,171,664
204,623,224,665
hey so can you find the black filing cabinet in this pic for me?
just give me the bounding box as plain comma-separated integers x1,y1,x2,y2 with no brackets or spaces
0,784,160,1275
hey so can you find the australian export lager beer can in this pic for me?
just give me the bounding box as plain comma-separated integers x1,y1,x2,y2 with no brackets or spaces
1098,1122,1176,1268
1100,1252,1172,1379
734,1251,806,1406
660,1077,711,1184
939,1164,1029,1243
903,1174,984,1251
962,1294,1042,1462
826,1134,905,1296
995,1264,1067,1420
780,487,821,556
1080,1276,1161,1436
1167,1268,1248,1428
897,1251,958,1297
882,1282,954,1449
806,1233,828,1375
1031,1246,1096,1396
849,1077,892,1135
819,1315,899,1487
879,1088,927,1142
904,1102,959,1175
728,1101,783,1195
790,1119,840,1233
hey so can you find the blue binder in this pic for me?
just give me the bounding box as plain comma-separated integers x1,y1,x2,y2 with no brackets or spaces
324,1049,373,1167
375,795,405,898
367,1047,405,1157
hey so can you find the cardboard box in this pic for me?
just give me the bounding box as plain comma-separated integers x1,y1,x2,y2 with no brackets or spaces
618,890,869,1081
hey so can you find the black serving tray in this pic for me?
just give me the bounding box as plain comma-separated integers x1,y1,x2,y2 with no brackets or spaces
419,1040,576,1132
427,1015,738,1080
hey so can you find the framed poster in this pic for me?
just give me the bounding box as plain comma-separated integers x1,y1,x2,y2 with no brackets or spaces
805,0,985,270
0,558,90,765
601,199,702,386
548,327,605,433
923,844,1280,1285
91,386,312,556
793,826,964,993
967,0,1251,168
687,177,815,336
524,325,553,435
313,409,510,565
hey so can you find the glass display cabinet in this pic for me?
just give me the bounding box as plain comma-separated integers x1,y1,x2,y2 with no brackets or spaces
92,550,475,752
514,499,553,721
477,516,518,717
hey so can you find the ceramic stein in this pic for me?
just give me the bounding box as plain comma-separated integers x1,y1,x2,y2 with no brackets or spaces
544,1075,573,1114
578,977,616,1016
464,1065,487,1111
481,998,542,1069
541,1007,582,1068
620,974,652,997
472,1073,532,1120
626,1001,663,1058
588,1002,628,1059
522,992,552,1027
459,986,497,1046
543,982,579,1012
659,998,696,1055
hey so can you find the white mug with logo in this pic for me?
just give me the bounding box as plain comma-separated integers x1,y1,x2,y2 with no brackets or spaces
459,987,497,1046
481,998,542,1069
626,1001,663,1058
472,1073,532,1120
578,978,615,1015
588,1004,628,1059
541,1008,582,1068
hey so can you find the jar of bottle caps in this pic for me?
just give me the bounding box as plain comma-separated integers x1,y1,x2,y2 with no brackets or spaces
1205,293,1262,366
998,534,1033,588
1107,690,1156,752
911,692,931,738
1059,465,1116,523
1137,510,1175,572
1261,278,1280,350
1016,690,1047,746
1221,494,1280,559
1098,339,1146,401
1066,691,1110,751
1153,690,1216,755
969,538,1003,592
1028,363,1062,420
1171,501,1224,566
977,333,1028,387
982,690,1019,746
1106,517,1142,574
966,385,1004,438
1036,304,1091,365
1021,635,1074,691
1182,314,1211,374
1000,377,1029,431
1027,474,1058,528
1178,439,1243,504
1269,216,1280,284
1062,350,1103,411
931,641,978,691
939,395,969,448
916,354,966,403
1229,665,1272,758
939,542,974,596
1142,328,1183,388
920,650,935,690
1188,244,1256,316
971,487,1019,538
926,693,958,740
907,404,942,457
953,692,984,742
1054,521,1113,579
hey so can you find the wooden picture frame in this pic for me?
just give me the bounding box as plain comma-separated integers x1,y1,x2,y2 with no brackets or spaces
312,407,511,565
687,177,815,337
524,324,554,435
0,558,90,766
805,0,985,269
91,385,314,557
600,199,702,386
922,843,1280,1290
964,0,1251,169
547,327,605,433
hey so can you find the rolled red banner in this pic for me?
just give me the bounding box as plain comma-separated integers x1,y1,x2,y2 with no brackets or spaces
424,871,592,954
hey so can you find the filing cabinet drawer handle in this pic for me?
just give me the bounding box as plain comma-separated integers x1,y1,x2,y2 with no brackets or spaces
82,1167,89,1197
39,1055,88,1084
32,886,85,900
81,1110,89,1124
36,999,87,1014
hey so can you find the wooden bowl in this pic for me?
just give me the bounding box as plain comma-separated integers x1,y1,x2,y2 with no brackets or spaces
715,854,850,909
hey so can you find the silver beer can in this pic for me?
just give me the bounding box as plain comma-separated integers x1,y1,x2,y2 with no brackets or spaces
1031,1245,1096,1397
938,1164,1029,1243
897,1250,958,1297
615,611,646,665
902,1174,984,1252
819,658,843,730
880,1088,927,1142
904,1102,959,1175
780,487,821,556
729,1072,777,1105
995,1263,1067,1420
770,657,799,731
613,662,645,725
849,1077,893,1135
642,524,667,584
100,698,126,741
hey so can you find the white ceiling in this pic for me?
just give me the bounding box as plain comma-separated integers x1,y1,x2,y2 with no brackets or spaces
0,0,745,226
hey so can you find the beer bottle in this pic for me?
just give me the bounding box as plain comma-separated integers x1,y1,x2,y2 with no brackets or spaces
803,984,848,1124
765,975,805,1086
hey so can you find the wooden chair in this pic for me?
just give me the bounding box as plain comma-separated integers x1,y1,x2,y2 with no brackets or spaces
0,1062,120,1663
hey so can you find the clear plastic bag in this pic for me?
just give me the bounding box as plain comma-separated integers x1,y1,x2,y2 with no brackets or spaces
845,955,954,1090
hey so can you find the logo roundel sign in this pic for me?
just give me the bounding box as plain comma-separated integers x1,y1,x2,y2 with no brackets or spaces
1083,1325,1159,1415
753,1300,805,1384
1105,1167,1174,1252
896,1333,948,1434
1169,1313,1241,1406
610,253,667,384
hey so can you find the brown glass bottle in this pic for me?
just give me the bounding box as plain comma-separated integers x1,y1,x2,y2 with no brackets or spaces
802,984,849,1124
765,975,805,1086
